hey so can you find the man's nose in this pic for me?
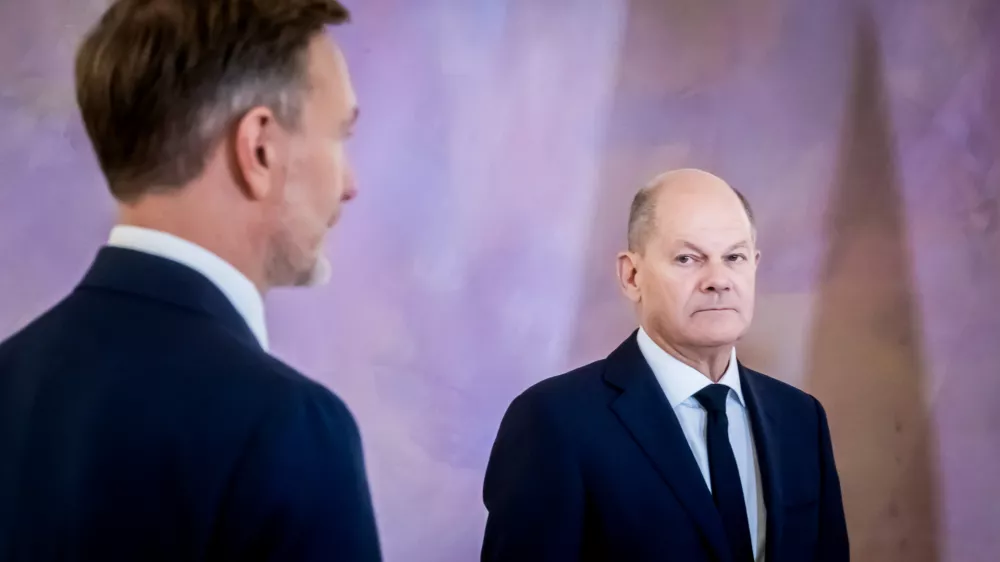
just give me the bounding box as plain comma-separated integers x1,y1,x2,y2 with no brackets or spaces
699,262,733,293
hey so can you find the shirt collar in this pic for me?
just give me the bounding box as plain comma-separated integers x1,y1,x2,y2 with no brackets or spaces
107,225,270,351
636,325,743,408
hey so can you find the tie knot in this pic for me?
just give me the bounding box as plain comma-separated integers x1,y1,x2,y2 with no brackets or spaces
694,384,730,415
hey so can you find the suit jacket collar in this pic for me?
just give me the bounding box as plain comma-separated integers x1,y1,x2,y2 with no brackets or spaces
739,363,787,562
76,246,261,349
604,330,790,562
603,330,733,562
107,225,269,349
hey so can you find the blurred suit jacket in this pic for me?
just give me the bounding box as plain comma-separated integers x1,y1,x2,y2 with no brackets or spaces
481,331,848,562
0,246,382,561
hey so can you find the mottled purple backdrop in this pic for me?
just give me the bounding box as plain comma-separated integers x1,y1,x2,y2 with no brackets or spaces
1,0,998,560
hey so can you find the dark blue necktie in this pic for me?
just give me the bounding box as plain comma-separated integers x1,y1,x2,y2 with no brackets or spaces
694,384,754,562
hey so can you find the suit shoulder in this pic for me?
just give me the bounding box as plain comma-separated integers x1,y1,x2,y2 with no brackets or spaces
742,366,824,417
498,359,610,432
744,366,811,398
0,296,70,353
488,360,608,459
234,352,356,423
515,358,607,405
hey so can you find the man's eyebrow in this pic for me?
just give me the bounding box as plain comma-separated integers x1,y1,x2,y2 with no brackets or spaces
677,240,707,254
675,240,751,254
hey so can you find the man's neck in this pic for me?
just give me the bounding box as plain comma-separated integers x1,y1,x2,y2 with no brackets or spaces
117,202,269,294
643,328,733,382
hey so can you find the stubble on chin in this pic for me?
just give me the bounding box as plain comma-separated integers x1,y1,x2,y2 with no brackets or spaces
301,253,332,287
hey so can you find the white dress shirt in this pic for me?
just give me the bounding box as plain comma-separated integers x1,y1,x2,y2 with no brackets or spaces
636,326,766,560
107,225,270,351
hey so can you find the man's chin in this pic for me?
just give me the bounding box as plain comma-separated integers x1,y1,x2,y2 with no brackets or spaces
687,326,747,349
302,254,332,287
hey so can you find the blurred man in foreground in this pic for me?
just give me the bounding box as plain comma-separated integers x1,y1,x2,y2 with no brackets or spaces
0,1,381,560
482,169,849,561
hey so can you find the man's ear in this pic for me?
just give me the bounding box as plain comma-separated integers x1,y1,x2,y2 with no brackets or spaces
232,106,287,201
616,251,642,304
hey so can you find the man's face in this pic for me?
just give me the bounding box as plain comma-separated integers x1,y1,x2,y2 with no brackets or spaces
267,34,358,287
622,176,759,350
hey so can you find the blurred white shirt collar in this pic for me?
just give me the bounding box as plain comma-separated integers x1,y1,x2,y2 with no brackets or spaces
107,225,269,351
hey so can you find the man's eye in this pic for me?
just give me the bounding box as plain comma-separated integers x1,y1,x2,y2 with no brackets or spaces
727,254,747,262
676,255,693,264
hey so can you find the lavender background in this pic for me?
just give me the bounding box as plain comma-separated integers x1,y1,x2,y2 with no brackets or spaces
1,0,999,560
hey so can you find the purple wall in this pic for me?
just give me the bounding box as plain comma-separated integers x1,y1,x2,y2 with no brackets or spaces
1,0,999,560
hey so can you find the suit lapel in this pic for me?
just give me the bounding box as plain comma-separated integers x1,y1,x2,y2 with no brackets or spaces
604,332,732,562
739,364,786,562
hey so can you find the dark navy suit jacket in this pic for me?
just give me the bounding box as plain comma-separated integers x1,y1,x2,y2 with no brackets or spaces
0,247,382,562
482,332,849,562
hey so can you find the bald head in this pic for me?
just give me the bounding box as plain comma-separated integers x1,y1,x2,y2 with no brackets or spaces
617,168,760,359
627,169,755,253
